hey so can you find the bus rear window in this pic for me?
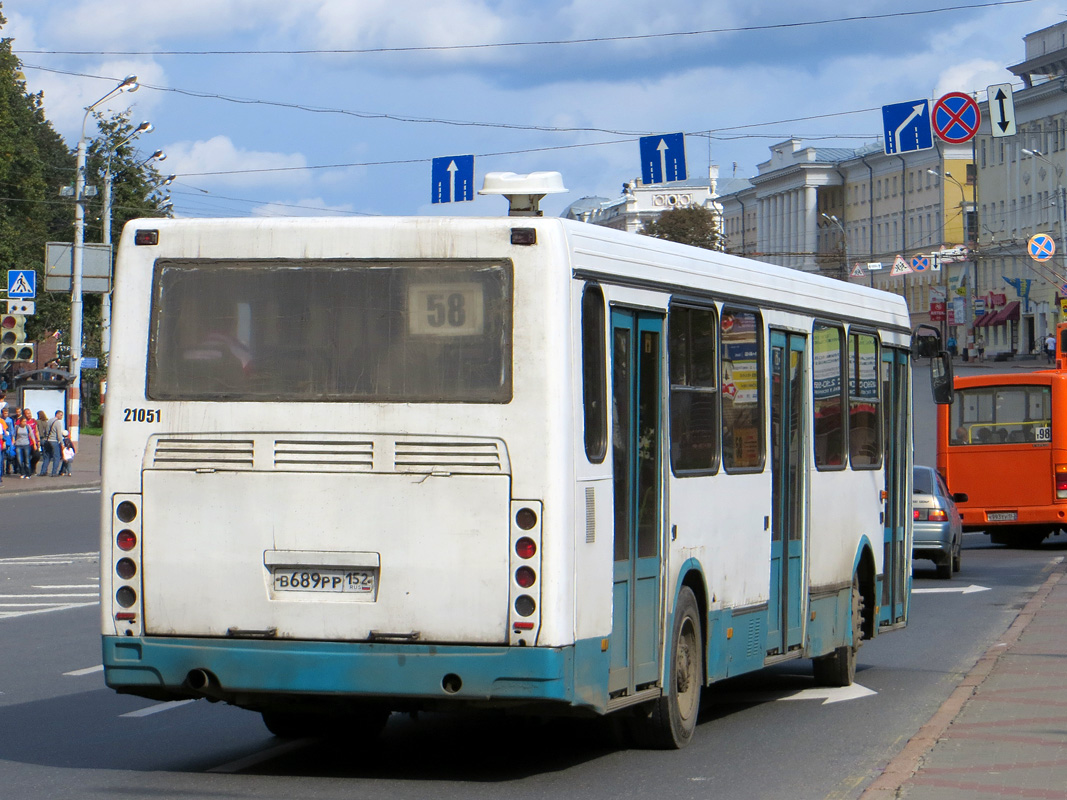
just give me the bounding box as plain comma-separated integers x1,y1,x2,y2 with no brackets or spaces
147,259,512,403
950,385,1051,444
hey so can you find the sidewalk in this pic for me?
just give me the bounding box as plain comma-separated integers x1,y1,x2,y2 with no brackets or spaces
0,433,101,494
862,560,1067,799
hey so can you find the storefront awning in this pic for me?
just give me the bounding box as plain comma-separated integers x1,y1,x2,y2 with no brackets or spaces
973,312,993,327
982,300,1021,327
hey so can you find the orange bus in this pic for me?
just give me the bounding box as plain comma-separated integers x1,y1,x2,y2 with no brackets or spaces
937,324,1067,548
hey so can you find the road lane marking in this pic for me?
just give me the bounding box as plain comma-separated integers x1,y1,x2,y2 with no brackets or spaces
35,586,99,591
208,740,311,774
0,601,99,618
121,699,198,718
64,665,104,677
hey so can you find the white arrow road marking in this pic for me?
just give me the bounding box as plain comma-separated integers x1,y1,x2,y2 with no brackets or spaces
912,584,991,595
780,683,877,704
711,682,877,706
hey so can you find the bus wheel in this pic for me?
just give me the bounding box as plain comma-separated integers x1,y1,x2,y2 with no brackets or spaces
262,708,390,741
813,576,863,687
628,586,703,749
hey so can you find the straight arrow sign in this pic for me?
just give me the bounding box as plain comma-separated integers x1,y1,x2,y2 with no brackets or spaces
710,683,877,706
640,133,687,184
987,83,1016,138
912,584,991,595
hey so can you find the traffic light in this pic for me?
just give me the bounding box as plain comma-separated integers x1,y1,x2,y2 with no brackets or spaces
1,314,34,361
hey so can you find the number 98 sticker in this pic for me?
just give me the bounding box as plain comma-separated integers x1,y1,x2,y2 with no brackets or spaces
408,283,484,336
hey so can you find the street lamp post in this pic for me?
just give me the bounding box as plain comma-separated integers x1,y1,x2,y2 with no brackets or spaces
72,74,139,442
821,212,854,284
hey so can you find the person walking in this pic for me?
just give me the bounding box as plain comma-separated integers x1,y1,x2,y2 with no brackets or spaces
12,416,35,478
977,335,986,362
1046,332,1056,364
38,410,64,477
0,408,13,477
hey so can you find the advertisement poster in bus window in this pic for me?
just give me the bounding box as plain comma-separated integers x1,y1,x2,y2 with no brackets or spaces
813,326,841,401
848,339,879,403
721,317,758,404
721,310,760,467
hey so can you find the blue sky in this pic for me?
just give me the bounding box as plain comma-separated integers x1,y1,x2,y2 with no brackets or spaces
2,0,1059,219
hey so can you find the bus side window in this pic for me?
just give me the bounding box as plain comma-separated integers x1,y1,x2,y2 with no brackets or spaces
581,284,607,464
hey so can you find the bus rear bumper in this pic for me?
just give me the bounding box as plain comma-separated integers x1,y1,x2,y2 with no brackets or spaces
102,636,607,712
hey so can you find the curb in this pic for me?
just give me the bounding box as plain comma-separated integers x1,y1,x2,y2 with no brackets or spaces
859,562,1067,797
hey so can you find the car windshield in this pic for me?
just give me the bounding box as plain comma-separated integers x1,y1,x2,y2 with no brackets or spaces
913,468,935,495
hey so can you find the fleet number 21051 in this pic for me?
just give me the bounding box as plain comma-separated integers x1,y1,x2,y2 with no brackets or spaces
123,408,161,422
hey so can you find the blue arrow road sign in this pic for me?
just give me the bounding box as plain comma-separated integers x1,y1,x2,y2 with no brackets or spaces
882,100,933,155
7,269,36,299
640,133,687,185
431,155,475,204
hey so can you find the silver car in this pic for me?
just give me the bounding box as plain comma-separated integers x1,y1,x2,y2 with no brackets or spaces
913,465,966,579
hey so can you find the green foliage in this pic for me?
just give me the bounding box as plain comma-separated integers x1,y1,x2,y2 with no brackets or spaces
0,4,170,414
641,205,724,251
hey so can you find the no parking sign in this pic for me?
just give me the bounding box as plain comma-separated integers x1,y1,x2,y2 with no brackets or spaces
932,92,981,144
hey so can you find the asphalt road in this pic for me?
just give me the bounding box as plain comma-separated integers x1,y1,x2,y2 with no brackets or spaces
0,487,1063,800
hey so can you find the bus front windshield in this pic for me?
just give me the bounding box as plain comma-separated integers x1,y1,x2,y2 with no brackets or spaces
147,259,513,403
949,385,1051,445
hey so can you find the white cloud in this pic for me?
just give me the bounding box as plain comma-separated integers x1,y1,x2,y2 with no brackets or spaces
165,136,309,188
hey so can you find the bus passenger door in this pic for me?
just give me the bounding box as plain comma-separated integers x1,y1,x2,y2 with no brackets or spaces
609,310,664,695
881,348,910,625
769,331,807,655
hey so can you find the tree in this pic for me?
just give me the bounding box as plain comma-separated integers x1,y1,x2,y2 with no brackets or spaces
0,2,76,351
641,205,724,251
1,4,170,421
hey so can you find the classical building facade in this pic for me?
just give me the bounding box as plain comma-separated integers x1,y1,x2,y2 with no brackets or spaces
562,166,748,238
970,20,1067,356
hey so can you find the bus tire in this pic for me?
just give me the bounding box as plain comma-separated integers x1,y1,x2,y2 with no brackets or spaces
813,576,863,687
628,586,703,749
262,708,390,741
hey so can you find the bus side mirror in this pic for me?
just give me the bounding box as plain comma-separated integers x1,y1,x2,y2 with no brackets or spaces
953,492,969,503
931,351,954,405
912,323,942,359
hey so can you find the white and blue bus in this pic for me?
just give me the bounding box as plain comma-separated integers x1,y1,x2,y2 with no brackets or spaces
100,178,947,748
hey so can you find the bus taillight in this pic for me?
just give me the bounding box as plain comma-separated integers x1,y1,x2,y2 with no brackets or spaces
1056,465,1067,499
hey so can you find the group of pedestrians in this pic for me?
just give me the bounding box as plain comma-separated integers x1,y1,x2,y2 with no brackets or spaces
0,395,76,484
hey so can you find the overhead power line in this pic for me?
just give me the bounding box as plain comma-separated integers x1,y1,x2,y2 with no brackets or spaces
13,0,1037,56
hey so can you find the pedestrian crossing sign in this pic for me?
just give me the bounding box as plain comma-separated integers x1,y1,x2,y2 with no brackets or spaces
7,269,36,299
